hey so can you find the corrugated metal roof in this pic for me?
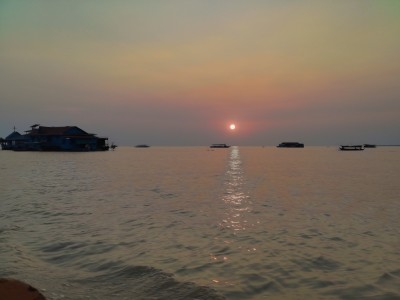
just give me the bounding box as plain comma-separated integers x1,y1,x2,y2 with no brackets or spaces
29,126,91,136
5,131,24,140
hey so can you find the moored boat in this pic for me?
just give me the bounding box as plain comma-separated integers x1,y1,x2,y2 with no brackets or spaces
210,144,230,148
277,142,304,148
363,144,376,148
339,145,364,151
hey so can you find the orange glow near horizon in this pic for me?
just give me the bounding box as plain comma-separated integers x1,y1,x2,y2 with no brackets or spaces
1,2,399,146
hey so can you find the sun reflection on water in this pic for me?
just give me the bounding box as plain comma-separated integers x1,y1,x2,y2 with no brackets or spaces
220,146,252,232
211,146,255,285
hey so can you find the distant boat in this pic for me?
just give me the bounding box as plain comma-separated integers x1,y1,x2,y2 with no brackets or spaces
277,142,304,148
135,144,150,148
363,144,376,148
339,145,364,151
210,144,230,148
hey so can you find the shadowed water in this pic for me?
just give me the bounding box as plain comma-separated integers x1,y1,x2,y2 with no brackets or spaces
1,146,399,299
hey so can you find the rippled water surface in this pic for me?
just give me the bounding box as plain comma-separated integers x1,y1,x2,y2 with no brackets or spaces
1,146,400,299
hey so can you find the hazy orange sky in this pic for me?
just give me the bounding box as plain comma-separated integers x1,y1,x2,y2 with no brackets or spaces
1,1,399,145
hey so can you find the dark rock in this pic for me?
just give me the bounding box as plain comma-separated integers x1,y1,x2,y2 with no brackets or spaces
0,278,46,300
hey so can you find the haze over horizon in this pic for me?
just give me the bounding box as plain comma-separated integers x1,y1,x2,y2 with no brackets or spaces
1,1,399,146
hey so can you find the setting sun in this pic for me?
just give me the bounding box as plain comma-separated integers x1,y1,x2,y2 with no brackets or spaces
229,123,236,130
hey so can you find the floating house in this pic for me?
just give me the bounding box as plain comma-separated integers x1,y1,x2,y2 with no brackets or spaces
1,125,110,151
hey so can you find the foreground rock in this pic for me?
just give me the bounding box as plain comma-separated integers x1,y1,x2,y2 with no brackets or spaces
0,278,46,300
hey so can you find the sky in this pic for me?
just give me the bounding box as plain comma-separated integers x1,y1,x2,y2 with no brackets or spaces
1,0,399,146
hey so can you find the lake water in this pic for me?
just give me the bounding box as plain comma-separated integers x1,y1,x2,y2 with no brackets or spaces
1,146,399,300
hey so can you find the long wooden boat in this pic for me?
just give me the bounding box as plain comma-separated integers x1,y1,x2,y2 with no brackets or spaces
277,142,304,148
210,144,230,148
363,144,376,148
339,145,364,151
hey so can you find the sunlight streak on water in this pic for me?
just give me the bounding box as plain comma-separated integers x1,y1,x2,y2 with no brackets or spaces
221,146,252,232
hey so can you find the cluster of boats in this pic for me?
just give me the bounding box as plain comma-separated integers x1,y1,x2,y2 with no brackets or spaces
209,142,377,151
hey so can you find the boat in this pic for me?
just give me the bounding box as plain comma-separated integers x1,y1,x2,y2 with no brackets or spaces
135,144,150,148
210,144,230,148
339,145,364,151
363,144,376,148
277,142,304,148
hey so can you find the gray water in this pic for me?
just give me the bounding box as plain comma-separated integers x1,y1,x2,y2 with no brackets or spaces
1,146,399,299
